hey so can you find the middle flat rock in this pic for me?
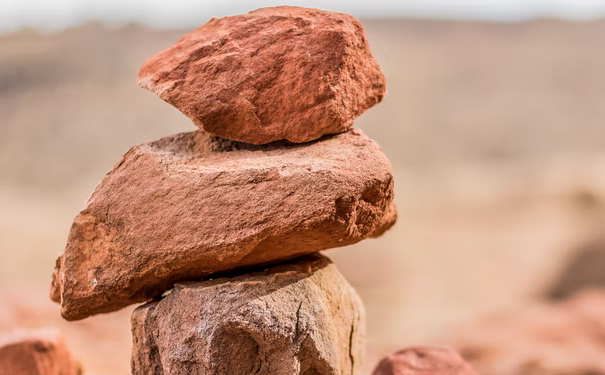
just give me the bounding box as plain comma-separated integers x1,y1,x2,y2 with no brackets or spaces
51,128,394,320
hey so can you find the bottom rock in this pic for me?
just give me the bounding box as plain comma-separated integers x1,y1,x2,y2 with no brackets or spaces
0,327,82,375
131,254,365,375
372,346,477,375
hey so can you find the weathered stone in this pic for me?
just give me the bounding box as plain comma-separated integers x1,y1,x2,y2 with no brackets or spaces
131,253,365,375
0,328,82,375
372,346,477,375
138,6,386,145
51,128,394,321
453,290,605,375
370,202,397,238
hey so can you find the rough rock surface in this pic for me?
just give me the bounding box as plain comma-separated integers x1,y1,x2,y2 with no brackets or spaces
51,128,394,321
453,290,605,375
372,346,477,375
0,328,82,375
370,202,397,238
138,6,386,145
131,253,365,375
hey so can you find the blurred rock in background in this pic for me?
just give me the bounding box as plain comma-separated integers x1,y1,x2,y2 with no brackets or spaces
451,290,605,375
547,237,605,300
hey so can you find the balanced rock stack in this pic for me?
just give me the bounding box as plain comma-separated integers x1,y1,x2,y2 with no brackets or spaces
50,6,395,374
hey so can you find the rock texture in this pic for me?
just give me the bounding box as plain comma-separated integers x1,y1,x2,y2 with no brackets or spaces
138,6,386,145
51,128,394,321
453,290,605,375
370,202,397,238
372,346,477,375
0,328,82,375
131,253,365,375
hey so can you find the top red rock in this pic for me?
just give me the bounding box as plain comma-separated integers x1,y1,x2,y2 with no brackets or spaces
138,6,386,144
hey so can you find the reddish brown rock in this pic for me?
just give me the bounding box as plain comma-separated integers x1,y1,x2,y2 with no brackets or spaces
370,202,397,238
138,6,386,145
51,128,394,321
0,328,82,375
131,253,365,375
453,290,605,375
372,346,477,375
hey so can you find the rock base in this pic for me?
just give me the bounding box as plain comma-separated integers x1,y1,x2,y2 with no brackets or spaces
131,254,365,375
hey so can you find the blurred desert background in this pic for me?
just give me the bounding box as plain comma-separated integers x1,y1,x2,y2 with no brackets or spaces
2,13,605,375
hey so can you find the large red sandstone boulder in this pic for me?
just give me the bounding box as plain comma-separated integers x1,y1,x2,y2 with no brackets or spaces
0,328,82,375
453,290,605,375
51,128,395,321
131,254,365,375
372,346,477,375
138,6,386,145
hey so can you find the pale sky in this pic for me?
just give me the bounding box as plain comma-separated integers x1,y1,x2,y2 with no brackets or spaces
2,0,605,32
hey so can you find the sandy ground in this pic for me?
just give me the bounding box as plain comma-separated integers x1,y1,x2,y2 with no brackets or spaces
1,18,605,374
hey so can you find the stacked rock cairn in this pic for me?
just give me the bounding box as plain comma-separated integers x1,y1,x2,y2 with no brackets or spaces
50,6,396,374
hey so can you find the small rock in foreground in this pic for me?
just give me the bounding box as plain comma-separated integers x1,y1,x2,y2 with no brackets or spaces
131,253,365,375
372,346,477,375
0,327,82,375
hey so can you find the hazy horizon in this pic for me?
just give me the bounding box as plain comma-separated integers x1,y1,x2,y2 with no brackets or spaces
2,0,605,33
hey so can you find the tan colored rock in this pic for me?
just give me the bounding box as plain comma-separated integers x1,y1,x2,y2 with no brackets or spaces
131,253,365,375
372,346,477,375
51,128,394,321
453,289,605,375
138,6,386,145
0,327,82,375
